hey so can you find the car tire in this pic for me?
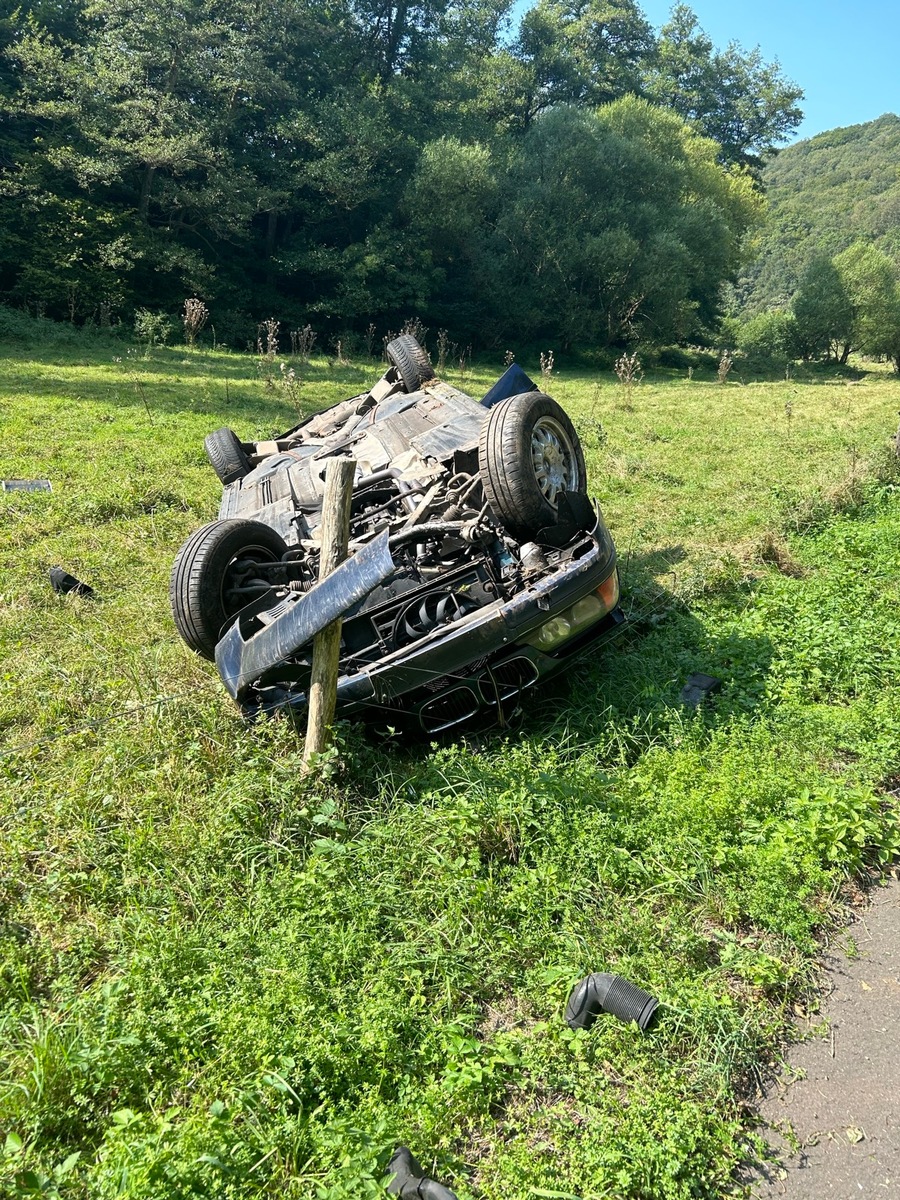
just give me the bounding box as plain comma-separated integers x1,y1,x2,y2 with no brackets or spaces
386,334,435,392
479,391,587,540
204,427,252,485
170,519,288,659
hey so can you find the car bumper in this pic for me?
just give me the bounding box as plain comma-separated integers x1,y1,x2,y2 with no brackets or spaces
245,530,621,732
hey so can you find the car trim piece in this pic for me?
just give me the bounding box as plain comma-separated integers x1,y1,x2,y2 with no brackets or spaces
419,686,482,733
215,531,395,700
478,657,540,705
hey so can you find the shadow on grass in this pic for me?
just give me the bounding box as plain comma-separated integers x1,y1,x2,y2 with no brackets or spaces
619,541,687,588
518,555,774,755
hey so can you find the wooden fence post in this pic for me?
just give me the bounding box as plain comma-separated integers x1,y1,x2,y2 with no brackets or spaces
302,456,356,768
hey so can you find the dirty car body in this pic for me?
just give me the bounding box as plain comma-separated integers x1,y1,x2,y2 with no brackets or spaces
170,337,623,734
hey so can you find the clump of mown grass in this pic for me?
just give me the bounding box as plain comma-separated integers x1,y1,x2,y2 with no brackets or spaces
743,530,807,578
1,343,899,1198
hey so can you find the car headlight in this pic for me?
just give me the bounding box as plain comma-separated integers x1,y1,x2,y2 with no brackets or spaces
528,616,573,650
523,571,619,652
570,594,604,625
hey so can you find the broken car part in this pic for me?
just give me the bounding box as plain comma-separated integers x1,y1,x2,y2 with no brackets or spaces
386,1147,458,1200
215,531,395,701
565,973,659,1032
48,567,94,598
3,479,52,492
679,672,723,709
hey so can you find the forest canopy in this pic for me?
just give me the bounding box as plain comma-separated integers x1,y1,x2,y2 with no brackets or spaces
0,0,801,347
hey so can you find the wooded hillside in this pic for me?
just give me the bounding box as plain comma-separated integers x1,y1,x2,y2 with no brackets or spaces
739,113,900,313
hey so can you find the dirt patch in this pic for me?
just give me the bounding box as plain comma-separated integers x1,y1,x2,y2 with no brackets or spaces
477,995,537,1040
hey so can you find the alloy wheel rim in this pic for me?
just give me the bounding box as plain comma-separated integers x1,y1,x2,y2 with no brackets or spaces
531,416,577,505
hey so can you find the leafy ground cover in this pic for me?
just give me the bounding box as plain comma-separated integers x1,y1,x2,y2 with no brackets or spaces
1,342,899,1198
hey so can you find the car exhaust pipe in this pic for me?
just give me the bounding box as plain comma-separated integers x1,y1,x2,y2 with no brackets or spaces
565,973,659,1032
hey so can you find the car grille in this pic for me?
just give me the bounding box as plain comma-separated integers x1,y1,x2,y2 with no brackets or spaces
419,686,481,733
478,657,539,705
424,674,452,693
424,656,489,694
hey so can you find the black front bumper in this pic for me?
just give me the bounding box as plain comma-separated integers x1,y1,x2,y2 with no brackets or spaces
365,604,626,733
244,530,621,733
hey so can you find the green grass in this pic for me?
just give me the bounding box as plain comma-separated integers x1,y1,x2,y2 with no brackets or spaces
1,341,899,1199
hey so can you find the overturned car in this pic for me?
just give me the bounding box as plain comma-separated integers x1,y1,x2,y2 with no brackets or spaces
170,336,623,733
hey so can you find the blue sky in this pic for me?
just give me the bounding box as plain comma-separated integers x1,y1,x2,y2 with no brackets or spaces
512,1,899,144
639,1,898,141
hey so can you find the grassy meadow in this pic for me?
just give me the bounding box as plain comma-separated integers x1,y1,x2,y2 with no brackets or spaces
1,337,899,1199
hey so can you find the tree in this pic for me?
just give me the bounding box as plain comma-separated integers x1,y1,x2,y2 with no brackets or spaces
482,99,762,346
645,5,803,169
512,0,654,125
398,137,500,336
834,241,900,369
791,257,854,362
737,309,797,361
4,0,318,315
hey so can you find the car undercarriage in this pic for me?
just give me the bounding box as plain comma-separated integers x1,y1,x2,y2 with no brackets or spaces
170,337,623,733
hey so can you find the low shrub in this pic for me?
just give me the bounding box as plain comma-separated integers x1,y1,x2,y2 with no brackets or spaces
0,306,125,347
736,310,797,362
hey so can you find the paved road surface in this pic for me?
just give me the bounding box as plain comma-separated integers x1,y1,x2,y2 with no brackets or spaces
752,878,900,1197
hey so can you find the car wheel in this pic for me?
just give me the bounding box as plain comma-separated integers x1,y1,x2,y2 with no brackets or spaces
386,334,435,392
170,519,288,659
204,427,252,485
478,390,587,540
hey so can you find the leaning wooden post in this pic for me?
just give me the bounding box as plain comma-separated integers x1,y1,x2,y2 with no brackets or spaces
302,456,356,768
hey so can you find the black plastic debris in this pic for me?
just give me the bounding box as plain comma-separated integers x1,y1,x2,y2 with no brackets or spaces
535,490,598,547
565,973,659,1033
386,1147,459,1199
2,479,52,493
49,567,94,598
679,672,722,709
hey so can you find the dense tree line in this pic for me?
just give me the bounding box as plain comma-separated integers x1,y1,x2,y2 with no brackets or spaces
0,0,801,347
